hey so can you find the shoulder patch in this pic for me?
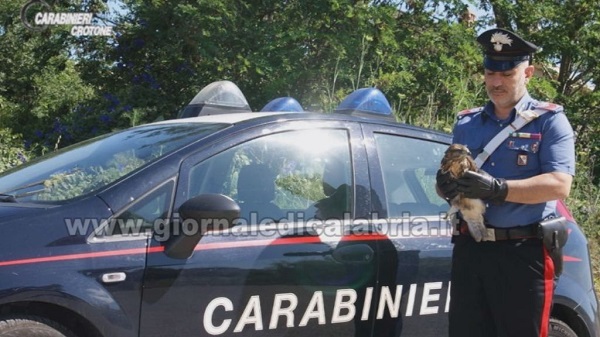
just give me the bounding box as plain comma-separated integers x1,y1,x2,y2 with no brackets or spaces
533,101,563,113
457,107,483,119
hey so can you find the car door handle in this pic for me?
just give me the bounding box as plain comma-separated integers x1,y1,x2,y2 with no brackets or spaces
283,249,333,257
332,244,374,264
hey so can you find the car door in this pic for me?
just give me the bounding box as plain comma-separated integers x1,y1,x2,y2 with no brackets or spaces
361,123,453,337
139,119,384,337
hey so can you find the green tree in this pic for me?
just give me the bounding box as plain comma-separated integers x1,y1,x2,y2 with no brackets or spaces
0,0,112,151
100,0,477,120
474,0,600,288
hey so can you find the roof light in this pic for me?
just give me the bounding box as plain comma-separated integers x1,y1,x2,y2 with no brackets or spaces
334,88,395,121
260,97,304,112
178,80,251,118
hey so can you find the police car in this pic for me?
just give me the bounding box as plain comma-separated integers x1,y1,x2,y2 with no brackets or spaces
0,81,597,337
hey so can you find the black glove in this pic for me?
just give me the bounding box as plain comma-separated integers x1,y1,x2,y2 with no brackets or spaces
456,170,508,204
436,170,459,201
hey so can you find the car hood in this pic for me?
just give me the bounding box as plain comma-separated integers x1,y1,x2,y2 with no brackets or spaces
0,203,56,220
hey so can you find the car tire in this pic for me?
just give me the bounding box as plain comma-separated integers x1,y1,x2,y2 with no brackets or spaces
0,316,75,337
549,318,577,337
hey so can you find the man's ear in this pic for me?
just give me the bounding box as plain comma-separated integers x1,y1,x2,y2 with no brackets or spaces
524,64,535,79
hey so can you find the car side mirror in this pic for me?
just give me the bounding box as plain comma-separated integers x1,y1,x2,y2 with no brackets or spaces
164,194,240,259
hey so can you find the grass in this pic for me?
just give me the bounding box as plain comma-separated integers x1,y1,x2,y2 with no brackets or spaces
589,238,600,295
566,158,600,296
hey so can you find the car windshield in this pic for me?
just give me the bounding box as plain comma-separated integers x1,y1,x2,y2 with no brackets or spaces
0,122,227,203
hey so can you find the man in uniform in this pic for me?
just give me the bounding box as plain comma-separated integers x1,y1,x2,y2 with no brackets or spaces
436,28,575,337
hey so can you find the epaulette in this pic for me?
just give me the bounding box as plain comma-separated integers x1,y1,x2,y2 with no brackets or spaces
532,101,563,113
457,107,483,119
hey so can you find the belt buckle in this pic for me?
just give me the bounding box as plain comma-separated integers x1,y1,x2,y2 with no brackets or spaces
455,220,497,241
482,228,496,241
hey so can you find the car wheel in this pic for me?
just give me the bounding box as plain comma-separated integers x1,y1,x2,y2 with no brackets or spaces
549,318,577,337
0,316,75,337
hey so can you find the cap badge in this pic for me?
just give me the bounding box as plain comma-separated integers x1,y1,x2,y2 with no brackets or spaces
490,32,513,52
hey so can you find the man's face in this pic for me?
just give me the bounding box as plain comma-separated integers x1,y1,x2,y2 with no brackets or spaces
484,62,534,110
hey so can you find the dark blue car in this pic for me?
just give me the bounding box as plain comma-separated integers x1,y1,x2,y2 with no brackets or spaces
0,84,597,337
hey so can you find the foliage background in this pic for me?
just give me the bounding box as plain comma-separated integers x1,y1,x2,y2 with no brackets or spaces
1,0,599,288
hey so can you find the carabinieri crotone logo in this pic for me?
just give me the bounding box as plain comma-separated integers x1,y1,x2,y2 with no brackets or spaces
20,0,113,36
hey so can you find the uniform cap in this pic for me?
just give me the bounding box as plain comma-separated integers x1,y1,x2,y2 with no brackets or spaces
477,28,540,71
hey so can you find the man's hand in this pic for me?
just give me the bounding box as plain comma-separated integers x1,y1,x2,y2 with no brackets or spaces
457,170,508,204
436,170,459,201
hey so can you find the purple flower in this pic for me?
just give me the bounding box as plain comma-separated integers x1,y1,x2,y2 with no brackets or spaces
17,152,28,163
99,114,112,124
141,73,153,82
132,38,145,49
103,93,119,104
53,119,66,134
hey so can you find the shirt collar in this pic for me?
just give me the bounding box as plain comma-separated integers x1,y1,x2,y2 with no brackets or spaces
515,92,534,112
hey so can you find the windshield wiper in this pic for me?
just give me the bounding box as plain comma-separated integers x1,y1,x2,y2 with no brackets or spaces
0,194,17,203
1,179,47,196
0,179,48,202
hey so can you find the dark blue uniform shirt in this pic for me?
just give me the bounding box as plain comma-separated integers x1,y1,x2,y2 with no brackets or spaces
452,92,575,228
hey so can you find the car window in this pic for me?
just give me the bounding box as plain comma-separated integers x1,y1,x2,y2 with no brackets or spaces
187,129,353,224
373,133,447,217
94,181,174,239
0,123,225,203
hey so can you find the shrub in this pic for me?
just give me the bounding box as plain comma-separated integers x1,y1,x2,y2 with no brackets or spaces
0,129,30,172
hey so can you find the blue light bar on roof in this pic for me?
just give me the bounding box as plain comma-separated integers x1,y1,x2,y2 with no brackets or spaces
178,80,251,118
260,97,304,112
334,88,394,121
